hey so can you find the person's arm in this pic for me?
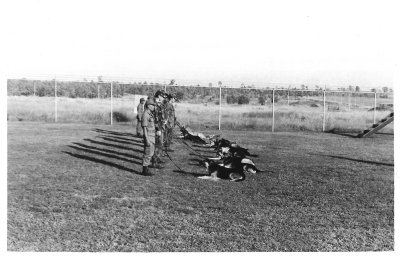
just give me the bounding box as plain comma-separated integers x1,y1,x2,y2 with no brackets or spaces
141,111,150,146
143,127,150,146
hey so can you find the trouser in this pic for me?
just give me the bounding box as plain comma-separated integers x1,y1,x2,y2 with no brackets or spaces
136,119,143,136
164,127,173,148
142,136,155,167
153,131,164,160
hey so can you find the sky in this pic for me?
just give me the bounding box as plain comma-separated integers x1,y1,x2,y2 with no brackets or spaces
1,0,398,90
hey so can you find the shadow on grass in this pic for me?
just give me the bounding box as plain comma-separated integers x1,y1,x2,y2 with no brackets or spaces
93,128,138,138
325,129,359,138
67,145,142,165
375,132,394,135
96,134,142,143
83,139,143,154
310,153,394,167
62,151,142,175
96,136,143,146
72,142,142,161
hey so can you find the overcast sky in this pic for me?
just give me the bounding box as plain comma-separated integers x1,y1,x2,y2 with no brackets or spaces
2,0,398,89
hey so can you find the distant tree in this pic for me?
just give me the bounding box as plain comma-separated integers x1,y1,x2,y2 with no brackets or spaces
97,76,103,83
208,82,213,87
238,95,250,104
355,86,360,92
169,79,175,86
348,85,354,91
382,86,389,93
175,91,184,101
258,96,266,105
226,95,238,104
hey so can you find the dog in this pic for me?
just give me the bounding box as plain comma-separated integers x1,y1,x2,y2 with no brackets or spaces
198,160,247,182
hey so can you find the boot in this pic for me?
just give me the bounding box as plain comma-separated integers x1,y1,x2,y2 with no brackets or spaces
142,166,152,176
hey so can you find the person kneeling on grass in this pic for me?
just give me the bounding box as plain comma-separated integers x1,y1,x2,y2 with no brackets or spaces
141,98,157,176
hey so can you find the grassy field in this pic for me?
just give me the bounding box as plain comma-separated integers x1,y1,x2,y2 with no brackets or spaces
8,122,394,251
7,96,394,133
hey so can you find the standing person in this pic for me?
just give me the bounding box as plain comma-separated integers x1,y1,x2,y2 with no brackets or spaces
152,90,166,168
164,94,176,152
141,98,156,176
136,98,146,137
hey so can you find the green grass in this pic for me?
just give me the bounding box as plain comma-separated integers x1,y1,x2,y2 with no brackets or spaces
8,122,394,251
7,96,394,133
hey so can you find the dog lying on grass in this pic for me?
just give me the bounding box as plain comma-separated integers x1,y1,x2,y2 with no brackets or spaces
198,156,268,182
198,159,248,182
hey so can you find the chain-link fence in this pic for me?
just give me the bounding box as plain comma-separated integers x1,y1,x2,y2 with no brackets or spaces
7,79,394,133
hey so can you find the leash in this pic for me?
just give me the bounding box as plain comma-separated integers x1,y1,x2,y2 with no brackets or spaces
170,129,209,159
163,148,185,172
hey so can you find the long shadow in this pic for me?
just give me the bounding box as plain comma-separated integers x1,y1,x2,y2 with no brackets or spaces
73,142,142,161
83,139,143,154
325,130,359,138
67,145,142,165
310,153,394,167
94,128,137,138
375,132,394,135
96,136,143,146
62,151,142,175
96,134,143,143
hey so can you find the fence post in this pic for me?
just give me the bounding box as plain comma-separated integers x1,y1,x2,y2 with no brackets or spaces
54,78,57,123
348,92,351,110
110,82,113,125
97,84,100,99
164,83,167,92
373,91,377,124
272,89,275,132
287,89,290,105
33,81,36,97
323,90,326,132
218,85,222,130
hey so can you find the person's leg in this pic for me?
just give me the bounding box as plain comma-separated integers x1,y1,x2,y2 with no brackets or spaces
142,141,155,175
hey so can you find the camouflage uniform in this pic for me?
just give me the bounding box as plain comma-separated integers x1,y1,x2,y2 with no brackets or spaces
164,101,175,149
136,100,145,136
141,106,156,167
152,100,166,165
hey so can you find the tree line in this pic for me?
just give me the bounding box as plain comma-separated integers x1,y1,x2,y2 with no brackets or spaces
7,79,391,104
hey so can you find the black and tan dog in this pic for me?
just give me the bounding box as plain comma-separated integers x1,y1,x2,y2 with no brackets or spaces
199,157,266,182
198,160,247,182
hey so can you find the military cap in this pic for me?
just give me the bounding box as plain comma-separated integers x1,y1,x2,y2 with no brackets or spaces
140,97,145,102
155,90,167,98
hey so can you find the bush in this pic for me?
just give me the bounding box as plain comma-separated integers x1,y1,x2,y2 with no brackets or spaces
238,95,250,105
258,96,266,105
175,91,184,101
226,95,238,104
